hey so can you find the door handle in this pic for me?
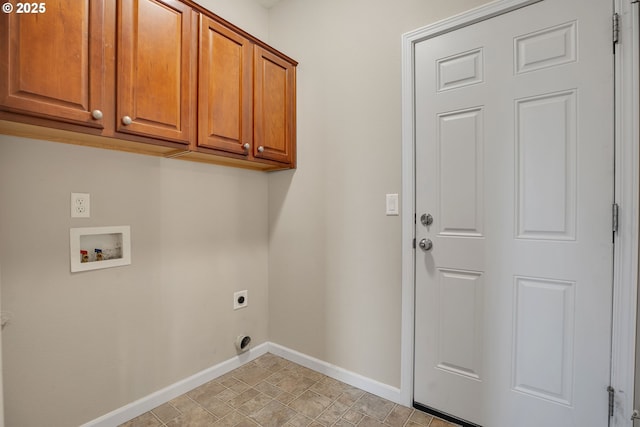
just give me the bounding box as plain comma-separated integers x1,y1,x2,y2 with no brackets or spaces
632,410,640,421
418,238,433,252
420,213,433,227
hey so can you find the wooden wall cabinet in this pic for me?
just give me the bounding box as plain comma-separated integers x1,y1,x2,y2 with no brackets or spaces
0,0,297,171
194,16,296,169
254,46,296,166
117,0,196,144
0,0,108,129
197,15,253,156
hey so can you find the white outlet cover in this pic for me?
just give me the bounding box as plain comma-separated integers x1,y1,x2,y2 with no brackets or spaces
71,193,90,218
234,290,248,310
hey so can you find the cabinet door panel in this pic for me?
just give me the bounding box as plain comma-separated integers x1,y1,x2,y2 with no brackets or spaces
0,0,105,128
117,0,194,144
198,16,252,155
254,46,295,165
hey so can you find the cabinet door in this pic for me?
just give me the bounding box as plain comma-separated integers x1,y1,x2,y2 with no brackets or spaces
117,0,195,144
0,0,106,128
198,16,252,156
254,46,296,166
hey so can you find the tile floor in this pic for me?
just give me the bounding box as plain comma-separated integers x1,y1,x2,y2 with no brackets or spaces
119,353,459,427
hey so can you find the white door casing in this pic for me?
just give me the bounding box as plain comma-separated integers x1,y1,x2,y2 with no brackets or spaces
410,0,617,426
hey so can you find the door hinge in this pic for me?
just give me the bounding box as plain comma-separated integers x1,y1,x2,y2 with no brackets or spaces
608,386,615,417
613,13,620,52
413,238,416,249
613,203,619,233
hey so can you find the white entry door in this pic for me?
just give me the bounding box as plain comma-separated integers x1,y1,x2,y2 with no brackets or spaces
413,0,615,426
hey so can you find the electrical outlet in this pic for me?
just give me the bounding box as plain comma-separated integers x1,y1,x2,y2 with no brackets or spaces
234,290,248,310
71,193,90,218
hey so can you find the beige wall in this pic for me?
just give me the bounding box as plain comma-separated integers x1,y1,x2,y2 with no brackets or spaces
267,0,491,388
194,0,269,39
0,1,269,425
0,137,270,426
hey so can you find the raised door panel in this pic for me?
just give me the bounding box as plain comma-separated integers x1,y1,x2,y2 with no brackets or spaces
253,46,295,166
197,16,252,156
0,0,106,128
117,0,195,144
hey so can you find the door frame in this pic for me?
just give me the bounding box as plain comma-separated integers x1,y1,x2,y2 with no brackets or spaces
399,0,640,425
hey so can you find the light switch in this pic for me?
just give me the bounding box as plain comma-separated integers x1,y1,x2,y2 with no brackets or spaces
386,193,399,216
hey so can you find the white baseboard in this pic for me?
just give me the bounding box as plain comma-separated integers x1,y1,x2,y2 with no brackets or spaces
267,343,407,406
81,342,406,427
80,343,269,427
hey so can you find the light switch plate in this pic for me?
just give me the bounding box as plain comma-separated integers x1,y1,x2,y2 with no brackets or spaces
71,193,90,218
386,193,399,216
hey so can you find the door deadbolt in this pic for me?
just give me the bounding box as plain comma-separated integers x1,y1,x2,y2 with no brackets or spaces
420,213,433,227
418,238,433,252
